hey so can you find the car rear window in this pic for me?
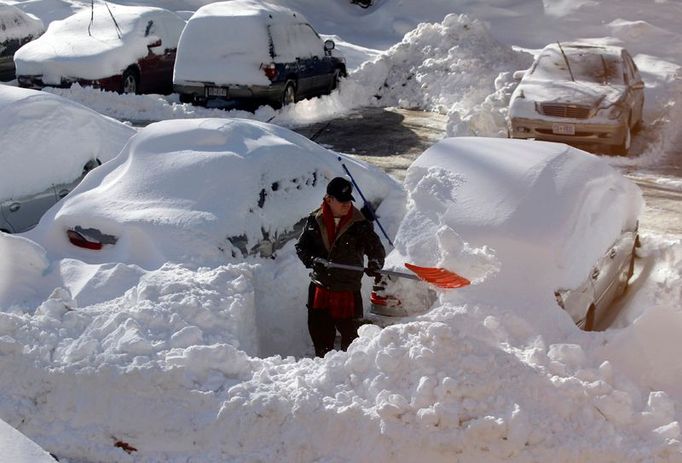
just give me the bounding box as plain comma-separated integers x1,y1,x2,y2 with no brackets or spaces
270,23,323,61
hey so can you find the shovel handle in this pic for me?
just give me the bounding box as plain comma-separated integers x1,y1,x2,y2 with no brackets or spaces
323,261,420,281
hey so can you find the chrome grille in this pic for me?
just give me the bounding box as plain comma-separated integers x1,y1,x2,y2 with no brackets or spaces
539,104,590,119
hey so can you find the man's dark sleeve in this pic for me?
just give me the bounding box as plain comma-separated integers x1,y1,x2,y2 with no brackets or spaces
295,216,318,268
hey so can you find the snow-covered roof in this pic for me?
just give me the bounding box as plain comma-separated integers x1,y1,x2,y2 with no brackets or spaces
14,4,185,83
0,84,136,200
29,118,400,267
0,3,43,43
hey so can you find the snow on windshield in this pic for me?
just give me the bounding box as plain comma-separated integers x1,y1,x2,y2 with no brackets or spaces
531,45,625,85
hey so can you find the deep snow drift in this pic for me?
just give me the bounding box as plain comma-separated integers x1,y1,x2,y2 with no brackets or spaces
1,0,682,462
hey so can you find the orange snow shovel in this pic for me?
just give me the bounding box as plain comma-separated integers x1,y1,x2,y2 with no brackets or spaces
316,259,470,289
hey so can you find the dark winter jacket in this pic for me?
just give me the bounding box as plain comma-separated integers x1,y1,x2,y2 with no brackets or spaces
296,205,385,292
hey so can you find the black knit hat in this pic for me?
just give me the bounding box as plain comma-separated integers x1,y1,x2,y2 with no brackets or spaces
326,177,355,202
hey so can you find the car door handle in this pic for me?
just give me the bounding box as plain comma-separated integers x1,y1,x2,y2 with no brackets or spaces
58,189,69,198
591,268,600,279
9,202,20,212
609,248,617,259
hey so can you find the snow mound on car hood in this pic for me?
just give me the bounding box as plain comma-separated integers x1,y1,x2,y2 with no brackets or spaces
28,118,401,268
0,85,135,200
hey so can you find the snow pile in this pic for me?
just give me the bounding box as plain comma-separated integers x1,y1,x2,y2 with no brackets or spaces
0,3,43,43
347,14,530,125
0,84,135,200
14,5,185,83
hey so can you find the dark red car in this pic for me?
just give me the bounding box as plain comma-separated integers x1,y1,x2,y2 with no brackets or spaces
15,4,185,94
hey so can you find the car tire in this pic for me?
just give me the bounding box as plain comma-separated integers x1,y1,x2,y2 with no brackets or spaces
583,304,597,331
281,81,296,107
328,69,341,94
613,120,631,156
121,68,139,94
622,246,636,295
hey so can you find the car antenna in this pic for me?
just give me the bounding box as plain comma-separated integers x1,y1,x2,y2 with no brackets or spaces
88,0,122,39
557,41,575,82
599,54,610,85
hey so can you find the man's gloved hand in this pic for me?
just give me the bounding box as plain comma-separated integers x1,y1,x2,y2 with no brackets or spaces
365,259,382,277
312,257,329,273
360,202,376,222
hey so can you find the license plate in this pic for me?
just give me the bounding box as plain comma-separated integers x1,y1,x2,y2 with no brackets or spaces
206,86,228,97
552,123,575,135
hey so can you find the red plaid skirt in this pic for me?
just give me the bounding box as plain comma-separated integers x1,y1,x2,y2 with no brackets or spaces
312,286,356,319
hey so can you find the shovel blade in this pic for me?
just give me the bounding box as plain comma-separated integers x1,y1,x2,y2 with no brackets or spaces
404,263,471,289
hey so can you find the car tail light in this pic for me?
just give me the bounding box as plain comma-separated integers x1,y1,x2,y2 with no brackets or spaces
67,229,103,250
261,63,278,81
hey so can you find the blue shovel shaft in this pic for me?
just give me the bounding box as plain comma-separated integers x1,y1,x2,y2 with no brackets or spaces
338,158,394,247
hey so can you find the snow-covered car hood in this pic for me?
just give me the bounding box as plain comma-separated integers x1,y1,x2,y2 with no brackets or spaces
512,77,625,109
27,118,402,268
14,5,183,83
0,85,135,200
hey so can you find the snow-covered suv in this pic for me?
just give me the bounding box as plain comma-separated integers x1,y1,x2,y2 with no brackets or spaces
173,0,346,108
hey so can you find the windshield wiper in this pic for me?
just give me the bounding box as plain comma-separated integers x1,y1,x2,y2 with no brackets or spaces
557,41,575,82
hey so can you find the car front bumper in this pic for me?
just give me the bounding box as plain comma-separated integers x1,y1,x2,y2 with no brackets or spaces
509,117,628,149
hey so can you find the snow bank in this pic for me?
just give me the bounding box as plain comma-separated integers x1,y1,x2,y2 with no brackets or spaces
0,84,135,200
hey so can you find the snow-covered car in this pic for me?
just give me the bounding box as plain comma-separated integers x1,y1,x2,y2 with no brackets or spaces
27,118,399,268
173,0,347,108
15,4,185,94
370,137,642,331
0,3,44,81
0,85,135,233
0,3,45,82
508,42,645,155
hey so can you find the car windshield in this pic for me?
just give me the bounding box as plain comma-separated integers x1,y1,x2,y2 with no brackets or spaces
531,47,624,85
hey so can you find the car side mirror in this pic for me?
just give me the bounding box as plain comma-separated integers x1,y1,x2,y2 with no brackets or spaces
324,39,335,52
148,38,162,49
512,70,526,80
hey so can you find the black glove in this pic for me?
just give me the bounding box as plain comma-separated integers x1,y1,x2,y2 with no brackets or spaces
365,259,382,277
360,202,376,222
312,257,329,274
